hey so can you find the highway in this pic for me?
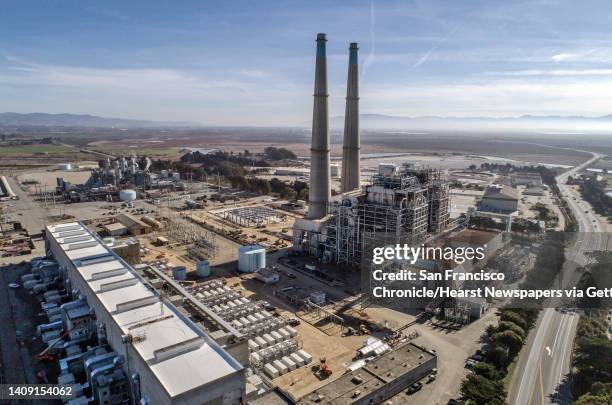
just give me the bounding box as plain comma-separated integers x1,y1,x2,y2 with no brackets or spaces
508,152,607,405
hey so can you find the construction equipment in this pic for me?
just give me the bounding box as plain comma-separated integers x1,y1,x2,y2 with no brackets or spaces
313,356,332,379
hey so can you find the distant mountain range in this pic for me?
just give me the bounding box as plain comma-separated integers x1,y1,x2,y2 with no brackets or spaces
0,112,198,128
3,111,612,130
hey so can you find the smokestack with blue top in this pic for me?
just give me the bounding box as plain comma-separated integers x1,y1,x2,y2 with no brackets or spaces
341,42,360,193
307,33,331,219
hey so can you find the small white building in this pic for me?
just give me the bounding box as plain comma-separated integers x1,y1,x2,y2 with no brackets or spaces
238,245,266,273
254,268,279,284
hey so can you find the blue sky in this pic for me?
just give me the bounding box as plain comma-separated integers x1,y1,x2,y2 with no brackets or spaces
2,0,612,126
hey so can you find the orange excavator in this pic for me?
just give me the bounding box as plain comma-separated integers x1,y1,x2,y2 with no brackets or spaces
313,356,332,379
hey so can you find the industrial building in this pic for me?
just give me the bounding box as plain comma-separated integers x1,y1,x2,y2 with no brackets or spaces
45,222,245,404
479,185,519,213
511,171,543,187
115,213,152,235
293,34,451,268
298,342,437,405
55,155,186,203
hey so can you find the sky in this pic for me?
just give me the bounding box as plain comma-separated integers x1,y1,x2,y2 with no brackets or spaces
2,0,612,126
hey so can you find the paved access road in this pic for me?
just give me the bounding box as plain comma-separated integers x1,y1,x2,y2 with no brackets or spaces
508,152,607,405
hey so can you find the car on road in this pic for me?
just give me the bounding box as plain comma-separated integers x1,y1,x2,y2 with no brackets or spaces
407,382,423,394
287,272,296,279
426,374,436,384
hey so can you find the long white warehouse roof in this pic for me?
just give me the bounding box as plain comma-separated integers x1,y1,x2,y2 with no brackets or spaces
45,222,243,399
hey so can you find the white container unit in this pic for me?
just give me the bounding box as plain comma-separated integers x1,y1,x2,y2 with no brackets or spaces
290,352,305,366
271,331,284,343
255,336,267,349
262,333,275,346
281,356,297,370
285,326,298,337
264,363,279,378
278,328,291,340
272,359,288,375
248,339,259,351
297,350,312,364
250,352,262,364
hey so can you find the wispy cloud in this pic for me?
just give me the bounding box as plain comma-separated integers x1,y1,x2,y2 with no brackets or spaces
412,25,459,68
361,0,376,82
485,69,612,76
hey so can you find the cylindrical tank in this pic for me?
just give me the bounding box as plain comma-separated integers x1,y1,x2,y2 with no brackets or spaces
196,260,211,278
172,265,187,280
238,245,266,273
141,215,163,229
58,163,72,171
119,189,137,202
172,172,181,181
161,170,169,178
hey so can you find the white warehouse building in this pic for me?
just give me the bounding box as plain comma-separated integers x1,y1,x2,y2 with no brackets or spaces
237,245,266,273
45,222,245,405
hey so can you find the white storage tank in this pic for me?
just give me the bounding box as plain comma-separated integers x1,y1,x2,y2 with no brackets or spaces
172,265,187,280
161,170,169,178
238,245,266,273
172,172,181,181
196,260,211,278
58,163,72,171
119,189,137,202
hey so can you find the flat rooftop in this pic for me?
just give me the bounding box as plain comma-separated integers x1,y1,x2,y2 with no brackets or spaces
298,342,436,405
46,222,243,398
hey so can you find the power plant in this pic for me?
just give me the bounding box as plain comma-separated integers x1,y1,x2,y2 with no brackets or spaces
293,34,451,268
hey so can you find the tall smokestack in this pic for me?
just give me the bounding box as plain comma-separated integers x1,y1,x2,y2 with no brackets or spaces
341,43,360,193
307,33,331,219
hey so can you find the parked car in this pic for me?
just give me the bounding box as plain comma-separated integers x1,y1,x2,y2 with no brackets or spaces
465,359,478,369
286,318,301,326
407,382,423,394
287,273,297,279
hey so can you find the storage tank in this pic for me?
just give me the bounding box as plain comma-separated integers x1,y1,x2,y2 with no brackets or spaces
160,170,169,178
172,172,181,181
119,189,137,202
172,265,187,280
141,215,163,229
238,245,266,273
58,163,72,171
329,163,340,178
196,260,210,277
